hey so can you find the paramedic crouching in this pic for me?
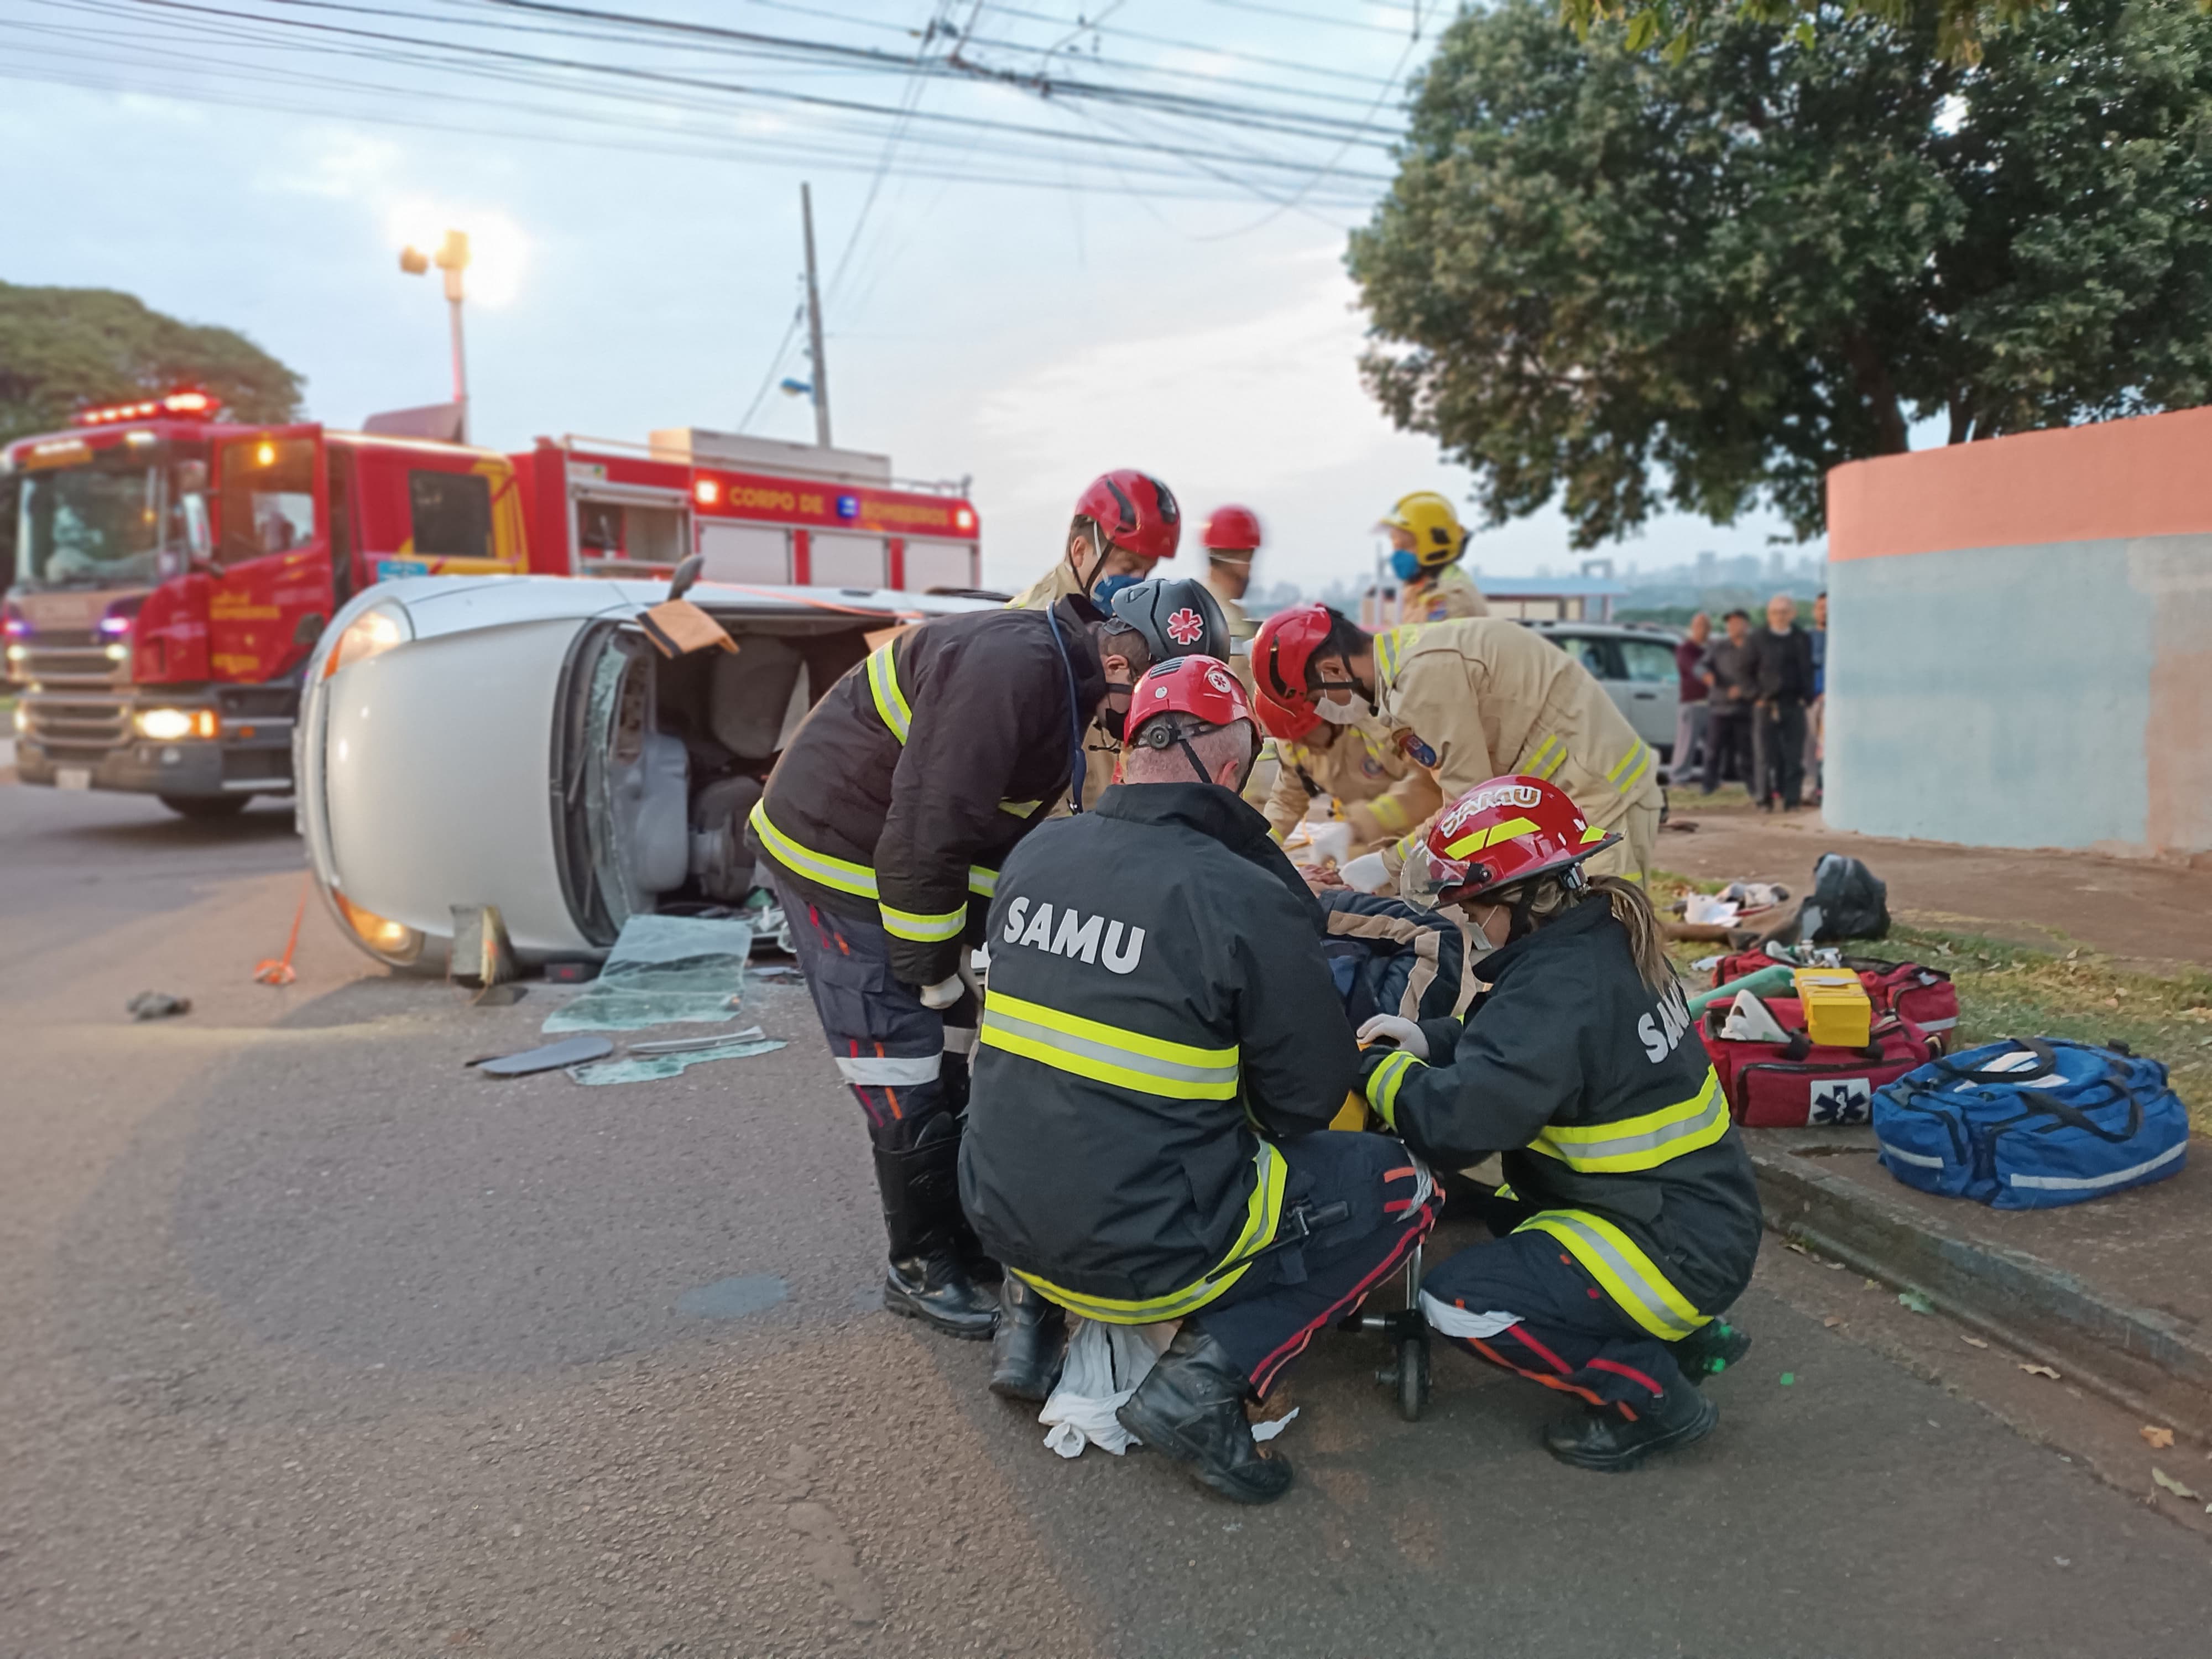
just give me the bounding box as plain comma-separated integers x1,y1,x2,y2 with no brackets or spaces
959,657,1440,1505
1357,775,1763,1472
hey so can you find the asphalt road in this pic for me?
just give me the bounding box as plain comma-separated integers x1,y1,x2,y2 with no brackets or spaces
6,779,2211,1658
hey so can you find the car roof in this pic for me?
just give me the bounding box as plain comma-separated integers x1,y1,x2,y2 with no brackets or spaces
364,574,998,643
1520,618,1683,640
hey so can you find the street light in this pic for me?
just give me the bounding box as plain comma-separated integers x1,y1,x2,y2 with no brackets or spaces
399,228,471,441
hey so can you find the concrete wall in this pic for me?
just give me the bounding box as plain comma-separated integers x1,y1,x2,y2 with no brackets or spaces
1826,408,2212,860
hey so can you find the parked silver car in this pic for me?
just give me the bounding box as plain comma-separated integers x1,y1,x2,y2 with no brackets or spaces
295,573,991,973
1520,618,1686,765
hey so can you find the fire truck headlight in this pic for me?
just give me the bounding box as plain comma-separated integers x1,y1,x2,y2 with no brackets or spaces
11,705,25,734
105,643,130,662
322,604,413,679
333,890,424,962
4,644,25,665
135,707,218,741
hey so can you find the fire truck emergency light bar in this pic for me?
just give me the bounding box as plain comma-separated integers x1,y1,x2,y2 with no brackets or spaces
74,389,216,426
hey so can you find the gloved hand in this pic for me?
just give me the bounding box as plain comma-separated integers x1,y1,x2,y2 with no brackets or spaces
917,974,964,1010
1356,1014,1429,1060
1304,821,1353,868
1340,850,1391,894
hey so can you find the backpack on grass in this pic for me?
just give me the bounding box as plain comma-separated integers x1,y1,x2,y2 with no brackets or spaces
1872,1038,2188,1210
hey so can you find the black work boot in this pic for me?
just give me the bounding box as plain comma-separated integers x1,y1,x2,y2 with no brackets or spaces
1676,1319,1752,1385
1543,1385,1719,1473
1115,1325,1293,1505
873,1117,997,1340
988,1276,1066,1403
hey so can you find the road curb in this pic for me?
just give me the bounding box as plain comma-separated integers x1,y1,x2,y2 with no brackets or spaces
1751,1144,2212,1439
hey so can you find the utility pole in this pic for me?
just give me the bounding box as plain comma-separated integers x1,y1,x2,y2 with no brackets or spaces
799,182,832,448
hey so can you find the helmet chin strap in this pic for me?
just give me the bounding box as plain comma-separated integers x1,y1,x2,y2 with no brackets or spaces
1079,521,1111,596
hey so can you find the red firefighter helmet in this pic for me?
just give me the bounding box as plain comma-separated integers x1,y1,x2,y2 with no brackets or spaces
1073,469,1182,565
1250,601,1338,720
1201,503,1262,554
1420,774,1619,904
1250,672,1321,743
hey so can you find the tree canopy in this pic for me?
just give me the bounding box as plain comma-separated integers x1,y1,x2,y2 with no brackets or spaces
1347,0,2212,545
0,282,305,447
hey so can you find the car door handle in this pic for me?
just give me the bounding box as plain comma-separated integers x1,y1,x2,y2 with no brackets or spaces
1632,691,1658,699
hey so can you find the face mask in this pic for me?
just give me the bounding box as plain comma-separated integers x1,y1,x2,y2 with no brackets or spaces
1098,702,1128,742
1313,697,1362,724
1093,573,1141,607
1390,549,1423,584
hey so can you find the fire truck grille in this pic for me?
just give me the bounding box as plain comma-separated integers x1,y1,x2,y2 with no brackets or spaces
16,632,128,690
27,695,131,761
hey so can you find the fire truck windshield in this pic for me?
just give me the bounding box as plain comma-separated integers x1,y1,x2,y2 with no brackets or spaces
13,439,206,591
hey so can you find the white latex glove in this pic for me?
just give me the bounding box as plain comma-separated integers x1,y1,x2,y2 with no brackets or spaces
1356,1014,1430,1060
1305,821,1353,867
1340,850,1391,894
918,974,964,1010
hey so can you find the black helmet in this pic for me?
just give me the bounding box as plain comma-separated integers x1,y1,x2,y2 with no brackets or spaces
1105,577,1230,665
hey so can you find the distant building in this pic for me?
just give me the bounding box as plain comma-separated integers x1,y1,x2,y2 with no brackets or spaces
1473,574,1628,623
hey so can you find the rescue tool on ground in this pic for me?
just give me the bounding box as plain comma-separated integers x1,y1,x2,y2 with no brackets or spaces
1353,774,1760,1473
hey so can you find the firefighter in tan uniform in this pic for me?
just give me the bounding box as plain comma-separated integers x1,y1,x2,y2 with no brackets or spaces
1197,502,1282,810
1255,703,1441,859
1250,606,1661,893
1382,492,1489,624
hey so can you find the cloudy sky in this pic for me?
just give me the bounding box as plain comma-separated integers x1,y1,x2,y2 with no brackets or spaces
1,0,1812,593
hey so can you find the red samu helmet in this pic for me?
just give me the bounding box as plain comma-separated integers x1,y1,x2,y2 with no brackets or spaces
1201,503,1262,554
1128,654,1258,784
1073,469,1182,565
1421,774,1619,904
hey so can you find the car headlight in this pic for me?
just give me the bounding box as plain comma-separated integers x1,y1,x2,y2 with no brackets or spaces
322,603,413,679
333,889,424,962
134,707,218,740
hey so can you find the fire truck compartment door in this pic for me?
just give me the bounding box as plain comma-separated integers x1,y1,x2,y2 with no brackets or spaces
901,537,975,592
808,531,888,588
209,424,333,684
697,521,790,584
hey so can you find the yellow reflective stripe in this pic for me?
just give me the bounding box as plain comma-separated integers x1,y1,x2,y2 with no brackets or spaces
1516,1209,1710,1339
1527,733,1567,780
1495,1181,1519,1201
998,799,1041,817
1374,625,1419,687
750,801,878,899
1393,828,1422,864
979,989,1240,1100
880,902,965,943
1610,742,1653,794
1368,791,1411,832
1443,815,1540,858
1009,1144,1287,1323
1579,823,1609,844
867,643,912,743
967,866,998,898
1526,1068,1728,1173
1364,1048,1425,1130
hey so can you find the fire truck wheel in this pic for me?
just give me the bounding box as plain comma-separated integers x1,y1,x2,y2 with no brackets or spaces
159,794,252,819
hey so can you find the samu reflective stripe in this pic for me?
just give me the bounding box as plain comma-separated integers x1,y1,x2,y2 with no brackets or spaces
880,902,965,943
1527,1067,1728,1173
1516,1209,1710,1339
750,802,996,915
979,989,1239,1100
750,801,878,898
1009,1143,1286,1324
1364,1049,1425,1130
867,644,912,743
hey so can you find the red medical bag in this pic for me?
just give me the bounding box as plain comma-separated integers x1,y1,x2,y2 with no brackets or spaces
1699,997,1937,1128
1710,952,1959,1053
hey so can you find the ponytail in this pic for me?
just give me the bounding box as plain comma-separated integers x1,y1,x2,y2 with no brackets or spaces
1511,871,1677,992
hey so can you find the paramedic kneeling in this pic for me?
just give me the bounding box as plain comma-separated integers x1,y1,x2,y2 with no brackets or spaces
959,656,1440,1505
1357,774,1762,1473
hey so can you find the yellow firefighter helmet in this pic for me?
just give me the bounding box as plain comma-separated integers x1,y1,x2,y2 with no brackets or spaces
1379,492,1467,571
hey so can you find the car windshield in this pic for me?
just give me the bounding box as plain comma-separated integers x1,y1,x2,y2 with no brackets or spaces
13,439,204,591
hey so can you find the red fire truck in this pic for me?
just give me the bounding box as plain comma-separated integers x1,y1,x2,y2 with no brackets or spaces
3,398,980,815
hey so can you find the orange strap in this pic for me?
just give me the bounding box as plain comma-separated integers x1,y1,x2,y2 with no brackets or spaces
253,873,311,986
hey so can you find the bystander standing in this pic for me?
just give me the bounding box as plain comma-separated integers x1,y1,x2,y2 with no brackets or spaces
1672,612,1712,784
1805,590,1828,806
1750,593,1815,812
1700,610,1757,795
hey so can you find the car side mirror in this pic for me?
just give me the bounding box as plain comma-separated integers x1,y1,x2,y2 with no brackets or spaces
668,552,703,601
181,492,213,566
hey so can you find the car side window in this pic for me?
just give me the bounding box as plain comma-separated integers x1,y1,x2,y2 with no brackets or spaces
1552,633,1623,680
1619,639,1679,684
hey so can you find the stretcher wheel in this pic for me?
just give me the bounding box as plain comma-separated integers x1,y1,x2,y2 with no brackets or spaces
1396,1333,1429,1422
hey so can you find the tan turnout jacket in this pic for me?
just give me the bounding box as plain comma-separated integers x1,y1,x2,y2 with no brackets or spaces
1372,618,1661,883
1397,562,1489,625
1264,712,1440,853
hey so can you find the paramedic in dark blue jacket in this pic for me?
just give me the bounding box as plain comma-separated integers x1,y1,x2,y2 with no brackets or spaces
1357,774,1764,1473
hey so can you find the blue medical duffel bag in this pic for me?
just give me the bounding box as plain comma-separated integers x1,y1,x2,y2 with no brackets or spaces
1873,1037,2189,1210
